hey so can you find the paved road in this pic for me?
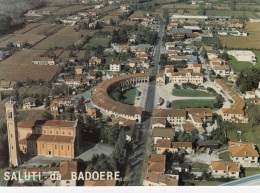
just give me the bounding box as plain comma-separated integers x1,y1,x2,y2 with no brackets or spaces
220,174,260,186
128,16,164,186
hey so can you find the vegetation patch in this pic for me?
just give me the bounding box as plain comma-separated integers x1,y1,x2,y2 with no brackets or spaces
171,99,216,109
228,56,253,72
172,89,213,97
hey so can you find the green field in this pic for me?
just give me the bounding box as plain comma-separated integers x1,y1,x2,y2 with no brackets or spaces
227,123,260,144
18,85,50,96
171,99,216,109
123,88,136,105
228,56,253,71
253,51,260,69
244,167,260,177
172,89,213,97
84,37,111,48
218,151,232,161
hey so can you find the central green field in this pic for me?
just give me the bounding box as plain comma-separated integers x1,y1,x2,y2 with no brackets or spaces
123,88,136,105
171,99,216,109
172,89,213,97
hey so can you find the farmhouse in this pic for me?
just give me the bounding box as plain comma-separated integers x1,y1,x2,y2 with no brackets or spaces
32,57,55,65
0,81,17,90
89,57,102,66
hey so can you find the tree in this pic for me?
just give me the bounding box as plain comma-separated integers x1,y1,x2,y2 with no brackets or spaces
162,9,169,26
0,123,8,168
248,105,260,126
110,130,127,172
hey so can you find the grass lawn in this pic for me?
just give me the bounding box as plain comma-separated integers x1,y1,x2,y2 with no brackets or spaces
171,99,216,109
18,85,50,96
253,50,260,69
228,56,253,72
172,89,213,97
123,88,136,105
244,167,260,177
218,151,231,161
227,123,260,144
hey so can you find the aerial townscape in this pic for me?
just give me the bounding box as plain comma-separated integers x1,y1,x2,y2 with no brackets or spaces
1,0,260,187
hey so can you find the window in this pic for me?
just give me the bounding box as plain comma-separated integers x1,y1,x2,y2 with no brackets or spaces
69,132,71,136
68,146,70,151
61,145,63,150
44,130,46,134
50,130,52,134
55,144,57,150
56,131,58,134
42,144,44,149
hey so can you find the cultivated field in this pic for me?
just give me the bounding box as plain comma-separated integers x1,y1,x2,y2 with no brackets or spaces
100,26,120,33
84,37,110,48
32,35,79,49
220,22,260,49
14,23,41,34
0,34,45,48
206,10,258,19
0,64,57,82
101,15,120,22
119,21,137,26
52,5,92,15
23,24,57,35
0,49,45,65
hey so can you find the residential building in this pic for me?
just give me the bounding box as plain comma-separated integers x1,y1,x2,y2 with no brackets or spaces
153,109,187,126
229,141,259,167
23,97,36,109
32,57,55,65
151,118,166,129
156,139,178,154
89,57,101,67
153,128,175,144
172,142,194,154
222,108,248,123
110,61,122,72
0,81,17,90
209,161,240,179
59,161,77,186
143,172,178,186
156,73,165,86
147,154,166,174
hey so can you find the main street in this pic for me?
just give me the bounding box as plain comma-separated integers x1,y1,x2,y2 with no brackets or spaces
128,15,164,186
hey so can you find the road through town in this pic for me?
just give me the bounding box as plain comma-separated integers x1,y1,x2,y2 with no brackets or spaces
128,15,164,186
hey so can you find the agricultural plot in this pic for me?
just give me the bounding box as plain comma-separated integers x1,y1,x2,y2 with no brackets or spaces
220,23,260,49
54,26,95,37
0,64,57,82
206,10,258,19
101,15,120,22
0,49,45,65
32,35,79,49
119,20,137,26
14,23,41,34
0,34,45,48
52,5,91,15
129,11,145,20
23,24,57,35
100,26,120,33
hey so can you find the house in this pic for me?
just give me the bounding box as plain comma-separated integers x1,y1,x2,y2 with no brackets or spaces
153,128,175,144
87,109,97,119
59,161,77,186
147,154,166,174
187,63,201,73
156,139,178,154
106,71,116,79
89,56,101,67
120,4,129,11
186,108,213,126
151,118,166,129
209,161,240,179
165,65,175,77
153,109,186,126
95,4,104,9
143,172,178,186
214,65,233,77
229,141,259,167
32,57,55,65
54,98,74,107
171,163,190,173
222,108,248,123
110,116,136,127
23,97,36,109
172,142,194,154
156,73,165,86
0,81,17,90
244,91,256,99
75,66,84,75
110,61,122,72
165,42,175,50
